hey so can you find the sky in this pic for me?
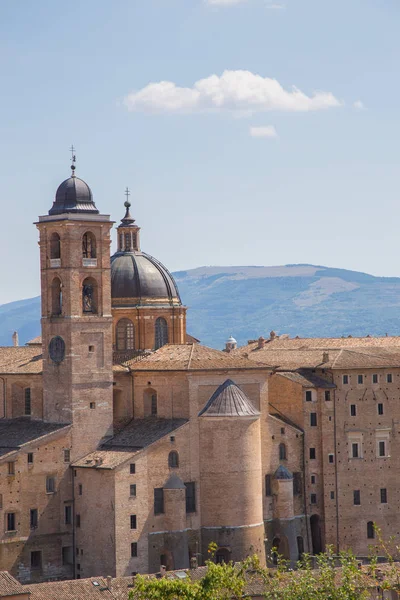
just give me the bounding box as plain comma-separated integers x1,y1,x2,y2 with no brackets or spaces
1,0,400,304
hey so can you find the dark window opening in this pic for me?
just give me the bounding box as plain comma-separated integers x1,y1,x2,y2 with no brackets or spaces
293,472,302,496
265,474,272,497
279,443,287,460
78,484,82,495
352,443,359,458
354,490,361,505
82,231,97,259
350,404,356,417
330,491,335,499
185,482,196,513
155,317,169,350
76,514,81,528
6,513,15,531
310,412,317,427
130,484,136,497
378,403,384,415
82,277,98,314
131,542,138,558
50,232,61,259
64,449,70,463
30,509,38,529
154,488,164,515
130,464,136,474
51,277,62,316
46,476,55,493
65,505,72,525
27,453,33,464
311,475,316,484
130,514,137,529
343,375,349,385
24,388,31,416
311,494,317,505
116,318,135,351
380,488,387,504
325,390,331,401
373,374,378,384
387,374,393,383
31,551,42,569
367,521,375,539
168,451,179,468
379,441,386,457
328,454,334,464
305,390,312,402
309,447,316,460
358,374,363,384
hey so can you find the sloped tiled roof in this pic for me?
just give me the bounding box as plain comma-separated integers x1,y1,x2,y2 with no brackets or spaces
102,417,188,450
125,344,270,371
26,336,42,346
274,465,293,480
0,419,70,459
0,347,43,374
198,379,260,417
0,571,28,597
72,449,138,470
278,370,336,388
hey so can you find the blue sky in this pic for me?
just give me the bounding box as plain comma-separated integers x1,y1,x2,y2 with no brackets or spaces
1,0,400,303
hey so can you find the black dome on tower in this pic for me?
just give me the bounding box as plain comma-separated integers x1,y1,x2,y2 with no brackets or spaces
49,162,99,216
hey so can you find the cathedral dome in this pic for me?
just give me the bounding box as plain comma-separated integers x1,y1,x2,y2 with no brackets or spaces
111,251,182,307
49,175,99,216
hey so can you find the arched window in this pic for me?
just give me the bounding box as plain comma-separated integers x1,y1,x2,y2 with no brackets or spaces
82,277,98,314
168,451,179,468
50,232,61,259
82,231,96,259
216,548,231,565
116,319,135,350
155,317,168,350
367,521,375,539
144,389,157,417
279,443,287,461
51,277,62,316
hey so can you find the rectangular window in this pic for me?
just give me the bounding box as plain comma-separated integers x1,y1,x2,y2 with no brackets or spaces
358,375,363,384
65,505,72,525
373,374,378,384
354,490,361,505
130,484,137,497
265,474,272,497
311,475,316,485
378,403,384,415
350,404,356,417
27,453,33,464
46,476,55,493
309,448,316,460
30,509,38,529
62,546,73,566
310,413,317,427
24,388,31,416
64,449,71,463
387,374,393,383
330,491,335,500
6,513,16,531
30,551,42,569
379,441,386,457
89,402,96,409
8,462,15,476
325,390,331,401
342,375,349,385
352,443,359,458
131,542,138,558
293,472,302,496
76,514,81,528
310,494,317,505
185,482,196,513
130,515,137,529
78,484,82,496
130,464,136,474
328,454,334,464
305,390,312,402
154,488,164,515
380,488,387,504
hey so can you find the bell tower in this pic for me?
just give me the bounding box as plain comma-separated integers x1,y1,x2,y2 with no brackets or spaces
36,155,114,460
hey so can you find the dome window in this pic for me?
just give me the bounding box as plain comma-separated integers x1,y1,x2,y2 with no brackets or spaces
51,277,62,316
116,319,135,351
82,232,97,267
82,277,98,314
155,317,168,350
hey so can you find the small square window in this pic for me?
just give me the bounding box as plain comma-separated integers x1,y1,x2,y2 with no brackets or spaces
46,476,55,494
373,374,378,384
305,390,312,402
130,464,136,474
31,551,42,569
64,449,70,463
311,475,316,485
280,427,285,434
342,375,349,385
130,484,136,497
27,453,33,464
130,515,137,529
350,404,356,417
380,488,387,504
328,454,334,464
89,345,95,353
90,402,96,409
387,374,393,383
310,413,317,427
310,493,317,505
131,542,138,558
378,403,383,415
309,448,316,460
325,390,331,401
354,490,361,505
358,375,363,384
170,436,175,442
330,491,335,500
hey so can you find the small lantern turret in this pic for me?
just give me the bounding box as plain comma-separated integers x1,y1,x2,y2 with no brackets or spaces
117,188,141,253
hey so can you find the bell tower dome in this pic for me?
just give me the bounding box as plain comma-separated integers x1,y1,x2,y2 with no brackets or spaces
36,154,114,459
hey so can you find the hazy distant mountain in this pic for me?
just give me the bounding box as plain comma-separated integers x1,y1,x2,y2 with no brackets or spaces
2,265,400,349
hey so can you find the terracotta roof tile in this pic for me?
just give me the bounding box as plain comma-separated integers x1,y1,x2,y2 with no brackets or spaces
0,571,27,597
102,417,188,450
0,419,70,459
278,370,336,388
0,347,42,374
25,336,42,346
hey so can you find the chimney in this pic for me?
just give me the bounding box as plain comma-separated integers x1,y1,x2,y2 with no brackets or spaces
258,336,265,349
106,576,112,590
270,330,276,340
160,565,166,576
190,556,198,569
12,331,19,347
323,352,329,363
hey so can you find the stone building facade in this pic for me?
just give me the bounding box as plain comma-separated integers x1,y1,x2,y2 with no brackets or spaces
1,164,400,584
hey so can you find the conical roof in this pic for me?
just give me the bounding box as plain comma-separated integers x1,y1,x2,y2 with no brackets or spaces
198,379,260,418
274,465,293,480
164,473,186,490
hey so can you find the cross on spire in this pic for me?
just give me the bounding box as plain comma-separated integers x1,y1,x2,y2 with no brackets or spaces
125,187,130,204
70,145,76,176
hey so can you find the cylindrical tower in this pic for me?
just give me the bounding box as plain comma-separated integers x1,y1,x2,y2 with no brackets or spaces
198,379,265,565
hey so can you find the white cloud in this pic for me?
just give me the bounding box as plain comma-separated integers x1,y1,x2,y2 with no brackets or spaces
265,2,286,9
250,125,278,138
353,100,365,110
123,70,342,115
